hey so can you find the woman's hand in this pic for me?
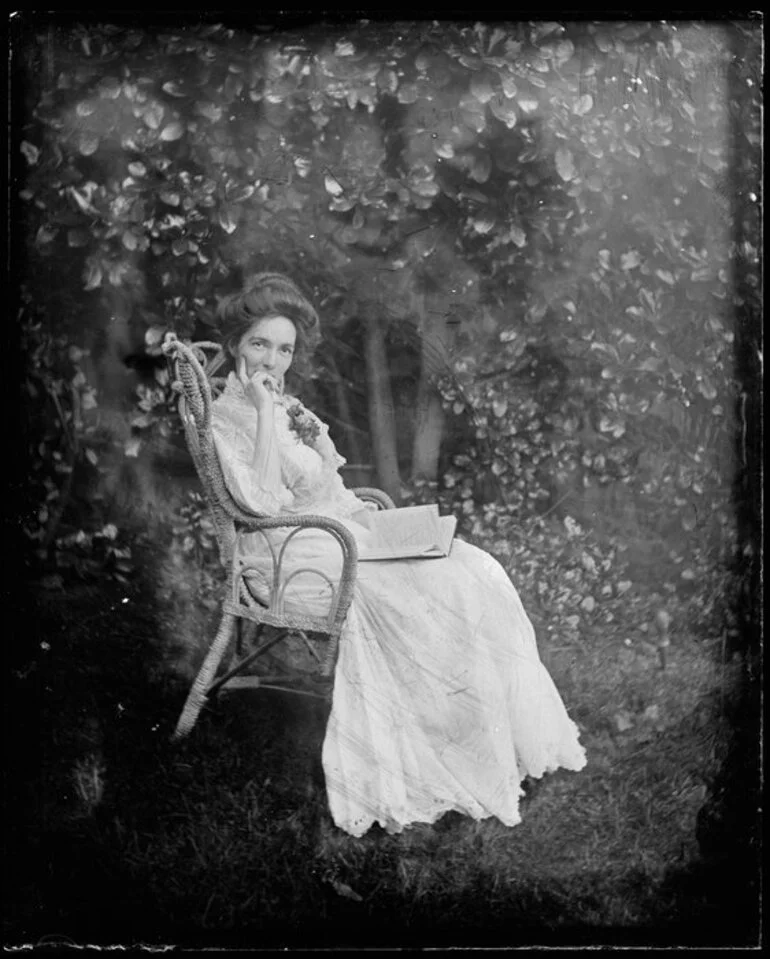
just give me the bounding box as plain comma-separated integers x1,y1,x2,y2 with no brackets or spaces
238,358,278,413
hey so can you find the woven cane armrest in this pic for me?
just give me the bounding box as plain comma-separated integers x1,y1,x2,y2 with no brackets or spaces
230,510,358,640
350,487,396,511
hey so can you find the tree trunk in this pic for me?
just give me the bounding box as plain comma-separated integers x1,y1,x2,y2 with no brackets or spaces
411,308,450,481
411,372,445,481
362,314,401,502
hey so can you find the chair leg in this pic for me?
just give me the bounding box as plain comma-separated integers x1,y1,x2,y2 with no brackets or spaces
172,611,237,741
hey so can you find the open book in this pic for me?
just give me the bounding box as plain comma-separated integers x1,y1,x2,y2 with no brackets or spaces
358,504,457,561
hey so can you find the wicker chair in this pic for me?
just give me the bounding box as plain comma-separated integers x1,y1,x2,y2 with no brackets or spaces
161,334,395,740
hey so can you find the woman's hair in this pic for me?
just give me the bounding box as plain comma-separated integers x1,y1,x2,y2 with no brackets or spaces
216,272,321,377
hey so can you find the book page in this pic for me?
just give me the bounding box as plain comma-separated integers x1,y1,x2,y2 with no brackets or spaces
436,514,458,554
368,504,441,550
358,505,456,561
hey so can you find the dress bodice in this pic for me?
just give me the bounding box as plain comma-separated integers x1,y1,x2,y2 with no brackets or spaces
211,372,362,519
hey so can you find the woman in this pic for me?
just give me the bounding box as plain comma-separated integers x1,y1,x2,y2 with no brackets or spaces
211,272,586,838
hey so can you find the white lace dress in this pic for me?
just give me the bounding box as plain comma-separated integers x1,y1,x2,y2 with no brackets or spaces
212,373,586,837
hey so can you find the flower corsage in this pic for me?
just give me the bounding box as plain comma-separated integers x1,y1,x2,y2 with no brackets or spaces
286,400,321,446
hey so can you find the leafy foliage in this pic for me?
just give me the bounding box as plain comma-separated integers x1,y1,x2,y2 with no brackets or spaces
14,18,760,605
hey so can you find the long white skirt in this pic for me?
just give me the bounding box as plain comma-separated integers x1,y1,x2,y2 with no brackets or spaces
241,520,587,837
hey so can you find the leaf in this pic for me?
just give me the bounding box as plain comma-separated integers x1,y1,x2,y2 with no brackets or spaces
517,97,538,113
218,209,237,234
83,262,103,291
470,215,495,234
162,81,186,97
143,102,165,129
638,357,662,373
470,73,495,103
224,74,244,100
21,140,41,164
697,376,717,400
145,325,166,347
655,269,675,285
327,878,363,902
501,74,517,98
531,21,562,43
78,134,100,156
377,68,398,94
411,178,439,198
396,82,420,104
160,122,184,142
324,173,344,196
488,96,517,129
98,76,122,99
492,397,508,418
554,147,575,181
552,39,575,66
469,152,492,182
128,161,147,177
124,437,141,457
488,27,507,52
594,32,613,53
614,711,634,732
620,250,641,271
573,94,593,116
228,184,255,202
131,412,153,429
35,225,57,246
196,101,223,122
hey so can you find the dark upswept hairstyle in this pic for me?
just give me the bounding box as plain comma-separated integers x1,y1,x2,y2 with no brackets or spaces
216,272,321,378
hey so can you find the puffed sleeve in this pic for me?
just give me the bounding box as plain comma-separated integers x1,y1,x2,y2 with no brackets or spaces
211,403,293,516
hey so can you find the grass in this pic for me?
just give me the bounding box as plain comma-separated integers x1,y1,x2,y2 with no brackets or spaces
4,529,761,949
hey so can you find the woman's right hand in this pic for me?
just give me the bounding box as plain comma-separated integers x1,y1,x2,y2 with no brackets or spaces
238,358,276,413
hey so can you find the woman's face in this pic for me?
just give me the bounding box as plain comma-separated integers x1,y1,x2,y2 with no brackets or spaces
232,315,297,385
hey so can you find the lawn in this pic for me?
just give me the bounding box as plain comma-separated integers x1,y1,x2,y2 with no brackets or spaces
4,534,761,949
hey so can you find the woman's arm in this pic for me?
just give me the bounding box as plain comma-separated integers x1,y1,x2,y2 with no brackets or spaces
210,363,292,516
240,358,283,494
249,403,282,495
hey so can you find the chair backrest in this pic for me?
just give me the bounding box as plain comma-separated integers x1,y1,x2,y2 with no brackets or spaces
161,335,261,565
